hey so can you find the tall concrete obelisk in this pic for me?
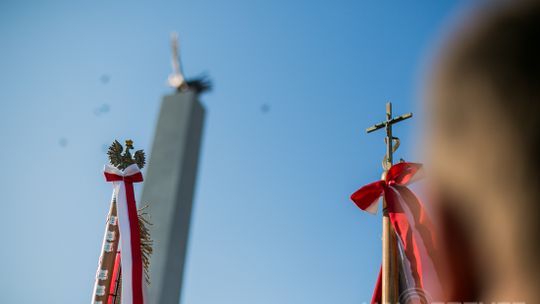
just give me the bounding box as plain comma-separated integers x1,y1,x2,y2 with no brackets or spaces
141,33,210,304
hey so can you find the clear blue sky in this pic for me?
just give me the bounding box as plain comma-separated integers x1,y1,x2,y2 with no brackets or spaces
0,1,470,303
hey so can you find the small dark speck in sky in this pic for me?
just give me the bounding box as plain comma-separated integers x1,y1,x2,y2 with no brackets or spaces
59,137,68,147
260,104,270,114
94,103,111,116
100,74,110,84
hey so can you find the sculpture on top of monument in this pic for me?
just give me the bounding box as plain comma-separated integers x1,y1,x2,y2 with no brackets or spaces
168,32,212,94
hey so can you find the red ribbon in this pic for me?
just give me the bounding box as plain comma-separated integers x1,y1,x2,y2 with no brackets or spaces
350,162,422,212
104,169,144,304
104,171,143,183
350,162,436,304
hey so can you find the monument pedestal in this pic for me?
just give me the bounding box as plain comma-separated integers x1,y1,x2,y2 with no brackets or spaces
142,90,205,304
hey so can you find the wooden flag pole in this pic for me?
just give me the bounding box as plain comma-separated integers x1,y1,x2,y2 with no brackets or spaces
366,102,412,303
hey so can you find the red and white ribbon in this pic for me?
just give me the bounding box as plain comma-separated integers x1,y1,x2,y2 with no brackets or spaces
350,163,441,303
104,164,145,304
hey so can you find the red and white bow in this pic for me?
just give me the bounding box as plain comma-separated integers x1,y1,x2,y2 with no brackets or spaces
350,162,440,304
104,164,145,304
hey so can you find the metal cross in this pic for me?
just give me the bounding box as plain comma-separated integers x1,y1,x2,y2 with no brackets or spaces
168,32,188,91
366,102,412,170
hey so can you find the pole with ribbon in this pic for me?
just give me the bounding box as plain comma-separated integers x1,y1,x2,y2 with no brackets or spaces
362,102,413,304
351,104,441,302
92,140,152,304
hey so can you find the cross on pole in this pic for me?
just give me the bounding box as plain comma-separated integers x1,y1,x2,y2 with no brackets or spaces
366,102,412,169
365,101,412,304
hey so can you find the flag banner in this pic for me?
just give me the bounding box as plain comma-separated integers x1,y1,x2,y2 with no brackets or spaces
351,162,440,303
104,164,145,304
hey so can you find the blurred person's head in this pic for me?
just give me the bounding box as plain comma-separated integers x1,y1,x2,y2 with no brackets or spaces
425,0,540,302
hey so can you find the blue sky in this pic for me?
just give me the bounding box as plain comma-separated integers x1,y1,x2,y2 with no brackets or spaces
0,1,470,303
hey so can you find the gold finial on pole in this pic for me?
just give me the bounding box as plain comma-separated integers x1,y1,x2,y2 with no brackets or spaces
107,139,146,170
